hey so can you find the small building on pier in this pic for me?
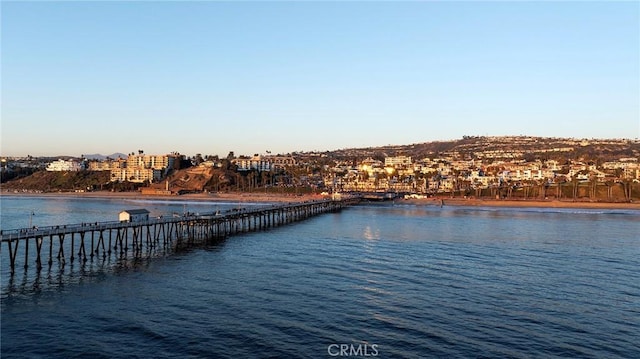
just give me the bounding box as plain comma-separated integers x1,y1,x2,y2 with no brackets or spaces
119,209,150,222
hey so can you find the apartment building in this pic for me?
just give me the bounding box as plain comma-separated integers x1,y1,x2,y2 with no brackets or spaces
235,155,272,172
127,154,176,171
384,156,412,168
269,155,296,170
88,158,127,172
110,168,164,183
109,154,179,183
46,159,82,172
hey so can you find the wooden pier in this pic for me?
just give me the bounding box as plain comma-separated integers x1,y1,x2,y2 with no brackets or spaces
1,199,358,276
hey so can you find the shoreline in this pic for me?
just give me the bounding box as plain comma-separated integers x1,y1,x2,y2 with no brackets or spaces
0,190,323,203
0,191,640,210
2,191,639,210
400,197,640,210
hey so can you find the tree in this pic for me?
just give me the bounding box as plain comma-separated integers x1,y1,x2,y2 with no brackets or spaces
588,175,598,200
620,179,633,202
555,181,562,199
571,175,580,200
506,181,514,199
605,180,614,201
194,154,204,165
260,170,270,192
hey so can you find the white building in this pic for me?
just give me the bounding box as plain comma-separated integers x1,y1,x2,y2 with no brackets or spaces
235,155,272,172
119,209,150,222
46,159,82,172
110,168,163,183
385,156,412,168
108,153,178,183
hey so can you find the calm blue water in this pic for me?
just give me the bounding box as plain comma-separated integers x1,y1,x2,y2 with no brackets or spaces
1,196,639,358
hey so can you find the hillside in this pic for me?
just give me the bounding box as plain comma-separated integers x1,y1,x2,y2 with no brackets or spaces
2,171,111,192
3,136,638,195
1,166,243,194
147,166,214,193
146,166,239,193
327,136,640,162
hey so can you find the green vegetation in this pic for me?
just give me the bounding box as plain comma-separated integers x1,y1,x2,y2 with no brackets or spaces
0,167,36,183
0,171,141,192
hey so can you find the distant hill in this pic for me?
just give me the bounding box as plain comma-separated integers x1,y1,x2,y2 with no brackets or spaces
83,153,127,160
325,136,640,162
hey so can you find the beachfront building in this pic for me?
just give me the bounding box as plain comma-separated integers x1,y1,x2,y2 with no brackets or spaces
127,154,177,171
110,168,164,183
46,159,82,172
108,153,180,183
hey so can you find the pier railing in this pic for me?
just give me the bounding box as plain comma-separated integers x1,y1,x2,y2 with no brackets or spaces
1,198,358,275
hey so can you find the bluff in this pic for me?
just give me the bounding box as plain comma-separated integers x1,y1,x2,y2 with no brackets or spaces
2,171,111,192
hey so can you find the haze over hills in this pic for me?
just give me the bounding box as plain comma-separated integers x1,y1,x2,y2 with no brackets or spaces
3,136,639,162
82,153,128,161
14,153,129,161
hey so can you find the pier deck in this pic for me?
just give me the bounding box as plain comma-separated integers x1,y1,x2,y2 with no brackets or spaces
1,199,358,275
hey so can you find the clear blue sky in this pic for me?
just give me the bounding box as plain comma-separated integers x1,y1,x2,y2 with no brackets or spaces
2,1,639,157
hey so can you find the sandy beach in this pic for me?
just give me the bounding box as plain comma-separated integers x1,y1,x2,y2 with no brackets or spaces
0,190,324,203
401,197,640,210
2,190,639,210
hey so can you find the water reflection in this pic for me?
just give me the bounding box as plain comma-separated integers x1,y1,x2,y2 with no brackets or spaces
1,233,229,299
363,226,380,241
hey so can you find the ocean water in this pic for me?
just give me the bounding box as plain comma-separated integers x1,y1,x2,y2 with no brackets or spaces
1,196,639,358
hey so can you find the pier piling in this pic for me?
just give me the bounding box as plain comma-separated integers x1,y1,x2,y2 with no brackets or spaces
2,199,358,276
